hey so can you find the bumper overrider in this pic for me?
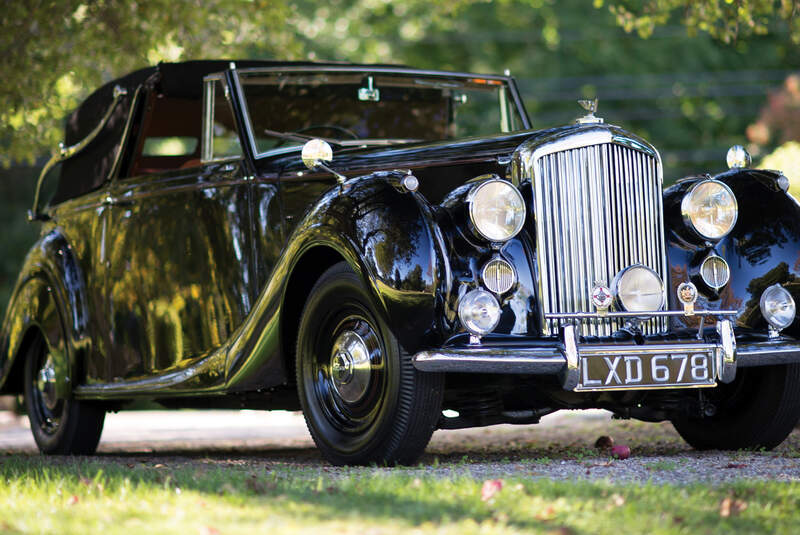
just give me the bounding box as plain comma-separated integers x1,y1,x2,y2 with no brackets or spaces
412,309,800,392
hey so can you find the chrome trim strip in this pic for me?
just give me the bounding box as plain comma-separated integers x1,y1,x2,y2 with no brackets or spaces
201,76,216,162
412,348,564,374
578,343,717,356
545,309,737,320
737,342,800,367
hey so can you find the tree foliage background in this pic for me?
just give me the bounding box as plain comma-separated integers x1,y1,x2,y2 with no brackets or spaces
0,0,799,306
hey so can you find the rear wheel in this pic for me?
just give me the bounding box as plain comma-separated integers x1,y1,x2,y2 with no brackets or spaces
671,364,800,450
296,262,444,465
24,336,105,455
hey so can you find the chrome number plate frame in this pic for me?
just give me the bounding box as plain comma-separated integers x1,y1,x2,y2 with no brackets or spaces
574,345,717,392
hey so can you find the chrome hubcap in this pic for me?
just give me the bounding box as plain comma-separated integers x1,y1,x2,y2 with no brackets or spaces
330,330,372,403
36,356,58,411
32,350,63,435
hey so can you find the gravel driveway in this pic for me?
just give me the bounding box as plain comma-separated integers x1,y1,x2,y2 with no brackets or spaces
2,408,799,485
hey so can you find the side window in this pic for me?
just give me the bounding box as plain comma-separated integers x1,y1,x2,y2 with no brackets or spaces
203,78,242,161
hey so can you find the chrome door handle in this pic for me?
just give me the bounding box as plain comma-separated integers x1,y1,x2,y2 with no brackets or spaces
102,195,134,207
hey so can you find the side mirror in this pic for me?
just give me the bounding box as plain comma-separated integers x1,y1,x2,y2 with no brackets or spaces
301,139,333,170
301,139,345,184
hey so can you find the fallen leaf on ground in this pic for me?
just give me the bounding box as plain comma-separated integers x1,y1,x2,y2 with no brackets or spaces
536,504,556,520
481,479,503,501
719,496,748,517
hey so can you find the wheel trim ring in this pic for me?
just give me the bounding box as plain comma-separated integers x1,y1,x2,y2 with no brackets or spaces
308,310,390,448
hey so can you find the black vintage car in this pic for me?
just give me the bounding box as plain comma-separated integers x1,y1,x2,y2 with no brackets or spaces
3,60,800,464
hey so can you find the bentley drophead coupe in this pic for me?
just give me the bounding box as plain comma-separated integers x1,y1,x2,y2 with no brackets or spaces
2,60,800,464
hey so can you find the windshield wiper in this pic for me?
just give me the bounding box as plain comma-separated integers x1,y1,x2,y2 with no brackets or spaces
262,128,341,146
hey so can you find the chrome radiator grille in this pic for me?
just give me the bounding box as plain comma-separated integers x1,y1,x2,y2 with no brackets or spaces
532,142,668,337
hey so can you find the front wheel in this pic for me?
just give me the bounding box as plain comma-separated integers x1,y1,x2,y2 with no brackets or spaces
296,262,444,465
24,336,105,455
671,363,800,450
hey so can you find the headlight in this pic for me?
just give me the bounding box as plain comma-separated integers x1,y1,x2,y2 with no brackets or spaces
760,284,796,332
612,265,665,312
458,289,501,336
468,179,525,242
681,180,738,240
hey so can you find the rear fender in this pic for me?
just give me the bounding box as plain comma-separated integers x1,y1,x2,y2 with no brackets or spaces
0,230,88,394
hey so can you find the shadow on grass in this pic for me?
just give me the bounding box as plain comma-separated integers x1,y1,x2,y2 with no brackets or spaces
0,456,582,533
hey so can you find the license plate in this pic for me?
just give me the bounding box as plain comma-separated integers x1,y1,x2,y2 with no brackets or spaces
575,351,716,391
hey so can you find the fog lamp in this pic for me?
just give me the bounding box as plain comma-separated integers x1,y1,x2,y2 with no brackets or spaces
760,284,796,333
458,289,501,336
612,265,665,312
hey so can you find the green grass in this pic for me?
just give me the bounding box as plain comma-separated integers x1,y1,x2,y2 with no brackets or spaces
1,457,799,534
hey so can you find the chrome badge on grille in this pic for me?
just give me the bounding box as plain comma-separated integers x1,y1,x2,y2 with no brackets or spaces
591,282,613,315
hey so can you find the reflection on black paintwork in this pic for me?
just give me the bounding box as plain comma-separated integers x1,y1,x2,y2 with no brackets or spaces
103,161,254,381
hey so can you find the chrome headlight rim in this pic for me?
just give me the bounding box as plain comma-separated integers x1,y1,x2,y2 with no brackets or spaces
467,178,526,243
680,179,739,241
611,264,666,313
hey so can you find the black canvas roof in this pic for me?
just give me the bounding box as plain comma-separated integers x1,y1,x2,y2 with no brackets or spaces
54,60,394,204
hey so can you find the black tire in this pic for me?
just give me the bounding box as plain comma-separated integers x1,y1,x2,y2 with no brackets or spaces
672,363,800,450
295,262,444,466
24,336,105,455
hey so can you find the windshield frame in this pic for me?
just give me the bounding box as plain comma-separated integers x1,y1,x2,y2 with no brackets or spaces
230,65,531,161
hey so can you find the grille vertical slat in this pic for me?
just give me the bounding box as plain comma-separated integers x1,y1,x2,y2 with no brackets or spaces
534,142,667,337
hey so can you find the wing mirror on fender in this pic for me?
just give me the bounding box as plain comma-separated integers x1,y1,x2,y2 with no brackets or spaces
301,139,346,184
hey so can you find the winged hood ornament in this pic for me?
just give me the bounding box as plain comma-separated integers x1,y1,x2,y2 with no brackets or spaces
576,98,604,124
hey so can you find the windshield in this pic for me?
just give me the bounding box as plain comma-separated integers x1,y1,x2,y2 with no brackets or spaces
236,71,526,156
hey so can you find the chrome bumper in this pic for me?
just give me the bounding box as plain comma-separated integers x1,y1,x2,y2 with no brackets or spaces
412,319,800,390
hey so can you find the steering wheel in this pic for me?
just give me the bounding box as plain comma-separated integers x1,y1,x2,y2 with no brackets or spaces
294,124,359,140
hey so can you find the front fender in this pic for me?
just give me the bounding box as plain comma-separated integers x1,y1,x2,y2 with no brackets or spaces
287,173,446,352
224,172,447,391
0,229,85,394
664,169,800,336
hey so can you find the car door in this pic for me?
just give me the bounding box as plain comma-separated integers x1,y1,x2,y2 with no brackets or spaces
102,78,256,382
